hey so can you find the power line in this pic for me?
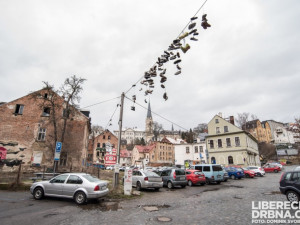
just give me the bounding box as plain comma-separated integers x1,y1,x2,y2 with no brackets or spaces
81,96,120,109
104,104,120,130
125,95,189,132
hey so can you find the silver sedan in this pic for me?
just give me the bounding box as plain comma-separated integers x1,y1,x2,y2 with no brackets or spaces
132,170,163,191
30,173,109,204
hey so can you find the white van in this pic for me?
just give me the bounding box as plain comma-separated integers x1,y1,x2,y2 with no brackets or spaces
190,164,224,184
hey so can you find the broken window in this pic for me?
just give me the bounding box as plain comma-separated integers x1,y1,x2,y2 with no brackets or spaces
15,104,24,115
37,128,46,141
108,135,111,140
103,135,106,139
42,107,50,116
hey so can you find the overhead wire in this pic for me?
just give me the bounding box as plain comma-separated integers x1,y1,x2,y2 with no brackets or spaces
104,104,120,130
81,96,120,109
124,0,209,96
125,95,189,132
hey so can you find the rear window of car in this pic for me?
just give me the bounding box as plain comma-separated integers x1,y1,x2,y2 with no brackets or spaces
175,169,185,175
194,172,203,175
82,174,101,182
284,173,292,181
212,165,223,171
144,171,160,177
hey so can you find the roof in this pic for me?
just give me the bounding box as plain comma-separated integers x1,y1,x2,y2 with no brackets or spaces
165,137,186,144
136,144,156,153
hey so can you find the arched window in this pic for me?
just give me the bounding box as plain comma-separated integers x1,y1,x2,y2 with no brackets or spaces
228,156,234,164
211,157,216,164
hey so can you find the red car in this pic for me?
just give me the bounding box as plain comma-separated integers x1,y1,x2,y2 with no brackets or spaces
185,169,206,186
242,168,255,178
263,164,281,173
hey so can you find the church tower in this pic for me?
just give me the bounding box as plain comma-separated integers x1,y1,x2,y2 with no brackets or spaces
145,101,153,142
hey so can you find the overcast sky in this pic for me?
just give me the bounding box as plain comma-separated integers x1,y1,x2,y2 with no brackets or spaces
0,0,299,132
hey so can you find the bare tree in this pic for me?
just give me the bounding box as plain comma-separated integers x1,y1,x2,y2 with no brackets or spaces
31,75,86,169
153,122,163,141
193,123,208,135
235,112,258,129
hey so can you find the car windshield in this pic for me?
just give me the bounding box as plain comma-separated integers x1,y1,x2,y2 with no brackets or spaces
82,174,101,182
212,165,223,171
144,171,160,177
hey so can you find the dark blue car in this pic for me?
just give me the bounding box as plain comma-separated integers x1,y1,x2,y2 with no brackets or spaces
225,167,244,180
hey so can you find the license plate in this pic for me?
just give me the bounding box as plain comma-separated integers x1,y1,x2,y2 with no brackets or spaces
180,177,185,180
217,175,221,178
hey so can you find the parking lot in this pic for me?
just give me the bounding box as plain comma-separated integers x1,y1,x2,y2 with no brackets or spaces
0,166,293,225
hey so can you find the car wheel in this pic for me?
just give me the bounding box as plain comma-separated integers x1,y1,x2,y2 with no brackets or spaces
231,175,235,180
154,188,160,191
200,183,205,186
259,173,263,177
167,181,173,189
216,181,221,184
187,180,193,187
136,182,142,191
181,185,186,188
205,178,210,185
245,174,250,178
74,191,87,205
33,187,44,200
223,179,228,182
286,191,300,202
238,177,242,179
274,170,278,173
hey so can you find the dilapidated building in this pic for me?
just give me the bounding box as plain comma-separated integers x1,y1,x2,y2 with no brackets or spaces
0,89,91,172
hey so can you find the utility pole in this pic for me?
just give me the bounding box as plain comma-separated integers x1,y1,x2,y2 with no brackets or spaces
114,92,125,188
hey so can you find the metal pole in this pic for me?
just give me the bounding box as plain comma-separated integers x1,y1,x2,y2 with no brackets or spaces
114,92,125,188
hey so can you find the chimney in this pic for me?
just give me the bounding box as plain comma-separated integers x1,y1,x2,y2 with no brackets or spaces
218,112,223,118
230,116,235,125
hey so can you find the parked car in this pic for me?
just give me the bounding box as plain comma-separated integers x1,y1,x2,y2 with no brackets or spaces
185,169,206,186
263,164,281,173
106,165,115,170
225,167,244,180
30,173,109,205
245,166,265,177
221,166,229,182
279,170,300,202
190,164,224,184
155,168,187,189
242,168,255,178
131,170,163,191
265,162,283,169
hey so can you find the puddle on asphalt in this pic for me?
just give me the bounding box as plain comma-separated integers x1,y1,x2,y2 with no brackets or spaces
227,185,244,188
202,188,220,192
233,196,243,199
139,204,171,209
79,200,121,212
43,213,59,218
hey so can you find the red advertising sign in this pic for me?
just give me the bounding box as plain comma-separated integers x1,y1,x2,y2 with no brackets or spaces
104,154,117,165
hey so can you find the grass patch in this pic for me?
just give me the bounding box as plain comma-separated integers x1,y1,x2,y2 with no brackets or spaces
0,182,31,191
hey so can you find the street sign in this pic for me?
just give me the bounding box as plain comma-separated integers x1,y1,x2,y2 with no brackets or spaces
54,142,62,161
124,168,133,195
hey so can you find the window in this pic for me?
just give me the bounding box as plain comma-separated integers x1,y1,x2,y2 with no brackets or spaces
103,135,106,139
15,104,24,115
224,126,229,133
42,107,50,116
235,137,240,146
218,139,222,148
200,146,203,152
226,138,231,147
215,119,219,124
211,157,216,164
102,143,106,148
194,146,198,153
97,151,100,157
203,166,211,171
228,156,234,164
108,135,111,140
37,128,46,141
216,127,220,134
209,140,214,148
66,175,83,184
51,174,68,183
186,147,190,153
97,143,100,148
63,109,70,118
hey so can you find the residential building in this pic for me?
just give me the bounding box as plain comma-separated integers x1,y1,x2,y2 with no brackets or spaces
265,120,295,144
243,120,272,143
206,115,260,166
120,148,132,166
114,127,145,144
131,144,156,167
0,89,90,172
149,138,175,165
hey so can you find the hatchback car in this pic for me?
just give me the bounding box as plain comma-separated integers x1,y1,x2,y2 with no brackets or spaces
242,168,255,178
263,164,281,173
132,170,163,191
225,167,244,179
30,173,109,205
279,170,300,202
185,169,206,186
245,166,265,177
155,168,187,189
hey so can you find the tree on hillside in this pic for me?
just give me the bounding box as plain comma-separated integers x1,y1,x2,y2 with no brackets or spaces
235,112,258,129
181,129,195,143
153,122,163,141
193,123,208,135
31,75,86,170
